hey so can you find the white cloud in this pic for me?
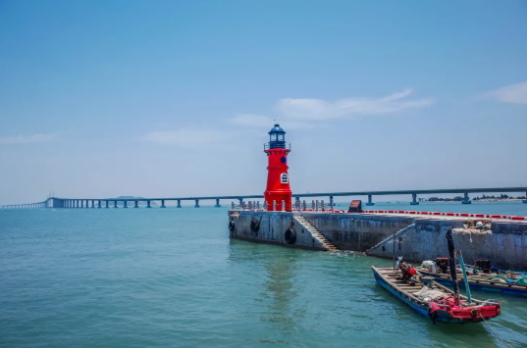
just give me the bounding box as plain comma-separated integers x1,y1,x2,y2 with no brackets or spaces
229,114,315,130
482,81,527,104
277,89,434,120
140,129,224,146
0,133,55,144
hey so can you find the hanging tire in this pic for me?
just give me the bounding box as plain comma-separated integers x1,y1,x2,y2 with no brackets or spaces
284,228,297,244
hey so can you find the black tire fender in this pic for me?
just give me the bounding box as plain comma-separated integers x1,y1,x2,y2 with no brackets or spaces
284,228,297,244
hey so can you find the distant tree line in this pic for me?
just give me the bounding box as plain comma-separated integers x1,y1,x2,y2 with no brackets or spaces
473,194,526,200
428,196,464,202
426,194,526,202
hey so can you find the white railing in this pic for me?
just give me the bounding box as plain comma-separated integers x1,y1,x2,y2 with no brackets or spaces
231,199,346,213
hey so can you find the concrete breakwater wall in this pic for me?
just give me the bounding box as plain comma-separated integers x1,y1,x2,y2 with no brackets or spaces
367,219,527,271
228,211,326,250
301,213,415,251
229,211,415,251
229,211,527,271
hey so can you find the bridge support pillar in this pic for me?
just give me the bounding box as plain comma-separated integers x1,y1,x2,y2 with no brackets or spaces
123,201,128,208
91,200,95,208
410,193,419,205
523,191,527,203
114,201,118,208
161,200,166,208
238,198,243,207
105,201,109,208
177,200,181,208
134,201,139,208
462,192,471,204
215,199,221,207
195,199,200,208
147,200,151,208
366,194,375,206
98,200,102,208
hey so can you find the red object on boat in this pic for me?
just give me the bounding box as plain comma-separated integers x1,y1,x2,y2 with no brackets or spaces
429,296,501,321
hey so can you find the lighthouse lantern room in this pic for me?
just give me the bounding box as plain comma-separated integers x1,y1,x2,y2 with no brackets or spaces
264,124,292,211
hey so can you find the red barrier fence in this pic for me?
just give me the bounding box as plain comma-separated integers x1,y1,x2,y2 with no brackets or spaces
361,210,525,220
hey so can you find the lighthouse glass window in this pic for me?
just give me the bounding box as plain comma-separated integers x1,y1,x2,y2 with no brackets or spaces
270,134,277,141
277,134,284,141
280,173,288,184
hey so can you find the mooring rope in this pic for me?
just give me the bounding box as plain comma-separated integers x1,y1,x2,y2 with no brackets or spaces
479,313,513,348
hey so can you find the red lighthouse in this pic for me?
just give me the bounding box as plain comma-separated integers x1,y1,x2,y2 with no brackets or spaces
264,124,292,211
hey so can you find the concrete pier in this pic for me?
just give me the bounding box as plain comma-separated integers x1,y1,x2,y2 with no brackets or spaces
215,198,221,207
161,200,166,208
147,200,151,208
123,201,128,208
134,200,139,208
366,194,374,206
105,201,109,208
177,200,181,208
114,201,118,208
230,211,527,271
195,199,200,208
410,193,419,205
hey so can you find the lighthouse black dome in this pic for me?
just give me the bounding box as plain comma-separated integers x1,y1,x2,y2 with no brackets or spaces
269,124,285,135
267,124,289,149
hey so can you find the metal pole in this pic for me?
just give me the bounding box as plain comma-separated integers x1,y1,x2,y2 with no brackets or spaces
392,227,396,269
458,251,472,303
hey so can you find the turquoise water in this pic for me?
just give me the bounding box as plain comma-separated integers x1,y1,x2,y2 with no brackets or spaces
1,204,526,348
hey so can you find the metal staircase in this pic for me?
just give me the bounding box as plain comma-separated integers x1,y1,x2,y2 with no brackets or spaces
294,215,339,252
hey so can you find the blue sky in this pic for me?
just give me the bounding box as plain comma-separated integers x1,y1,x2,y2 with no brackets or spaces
1,0,526,205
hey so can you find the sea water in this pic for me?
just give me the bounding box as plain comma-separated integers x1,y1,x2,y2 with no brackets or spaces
1,203,526,348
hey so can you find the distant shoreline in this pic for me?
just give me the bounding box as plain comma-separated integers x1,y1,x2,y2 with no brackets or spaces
421,198,523,203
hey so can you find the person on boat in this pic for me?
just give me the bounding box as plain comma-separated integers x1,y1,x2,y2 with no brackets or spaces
399,261,417,282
